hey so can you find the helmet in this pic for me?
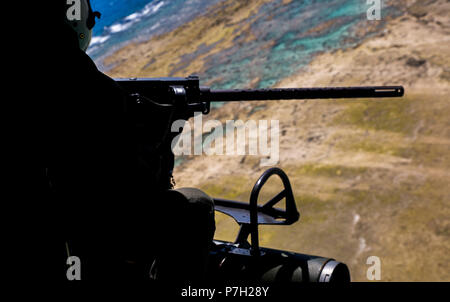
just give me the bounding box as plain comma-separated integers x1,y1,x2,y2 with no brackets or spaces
64,0,101,51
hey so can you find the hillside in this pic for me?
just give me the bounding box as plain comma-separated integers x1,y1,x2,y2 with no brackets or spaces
103,0,450,281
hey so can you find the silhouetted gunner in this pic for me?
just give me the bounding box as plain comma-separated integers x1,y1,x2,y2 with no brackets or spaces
41,0,215,281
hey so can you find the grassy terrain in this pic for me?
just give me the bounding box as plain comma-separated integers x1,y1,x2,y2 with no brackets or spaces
197,91,450,281
103,0,450,281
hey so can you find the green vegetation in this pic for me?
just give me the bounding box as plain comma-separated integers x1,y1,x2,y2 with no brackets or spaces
338,139,399,155
332,98,416,134
393,143,450,167
201,175,253,201
291,163,368,178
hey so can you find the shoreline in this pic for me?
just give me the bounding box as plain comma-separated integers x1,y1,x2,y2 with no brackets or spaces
101,0,398,89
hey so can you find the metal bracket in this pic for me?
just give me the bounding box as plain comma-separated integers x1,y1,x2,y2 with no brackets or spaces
214,167,300,256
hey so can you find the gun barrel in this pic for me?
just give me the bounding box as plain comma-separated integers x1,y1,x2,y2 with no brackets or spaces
206,86,404,102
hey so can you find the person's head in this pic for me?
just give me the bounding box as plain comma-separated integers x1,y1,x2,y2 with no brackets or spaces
64,0,101,51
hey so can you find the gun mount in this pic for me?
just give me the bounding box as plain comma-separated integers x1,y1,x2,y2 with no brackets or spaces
210,167,350,283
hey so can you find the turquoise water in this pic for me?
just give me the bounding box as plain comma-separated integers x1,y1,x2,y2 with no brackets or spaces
201,0,392,89
90,0,397,88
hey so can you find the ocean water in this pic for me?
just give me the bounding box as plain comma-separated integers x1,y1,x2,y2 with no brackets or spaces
87,0,223,63
88,0,397,88
201,0,396,89
89,0,152,38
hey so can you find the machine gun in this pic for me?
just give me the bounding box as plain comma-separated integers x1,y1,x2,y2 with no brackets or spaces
116,75,404,283
116,75,403,114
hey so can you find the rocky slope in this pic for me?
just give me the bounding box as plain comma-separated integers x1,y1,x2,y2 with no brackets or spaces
103,0,450,281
